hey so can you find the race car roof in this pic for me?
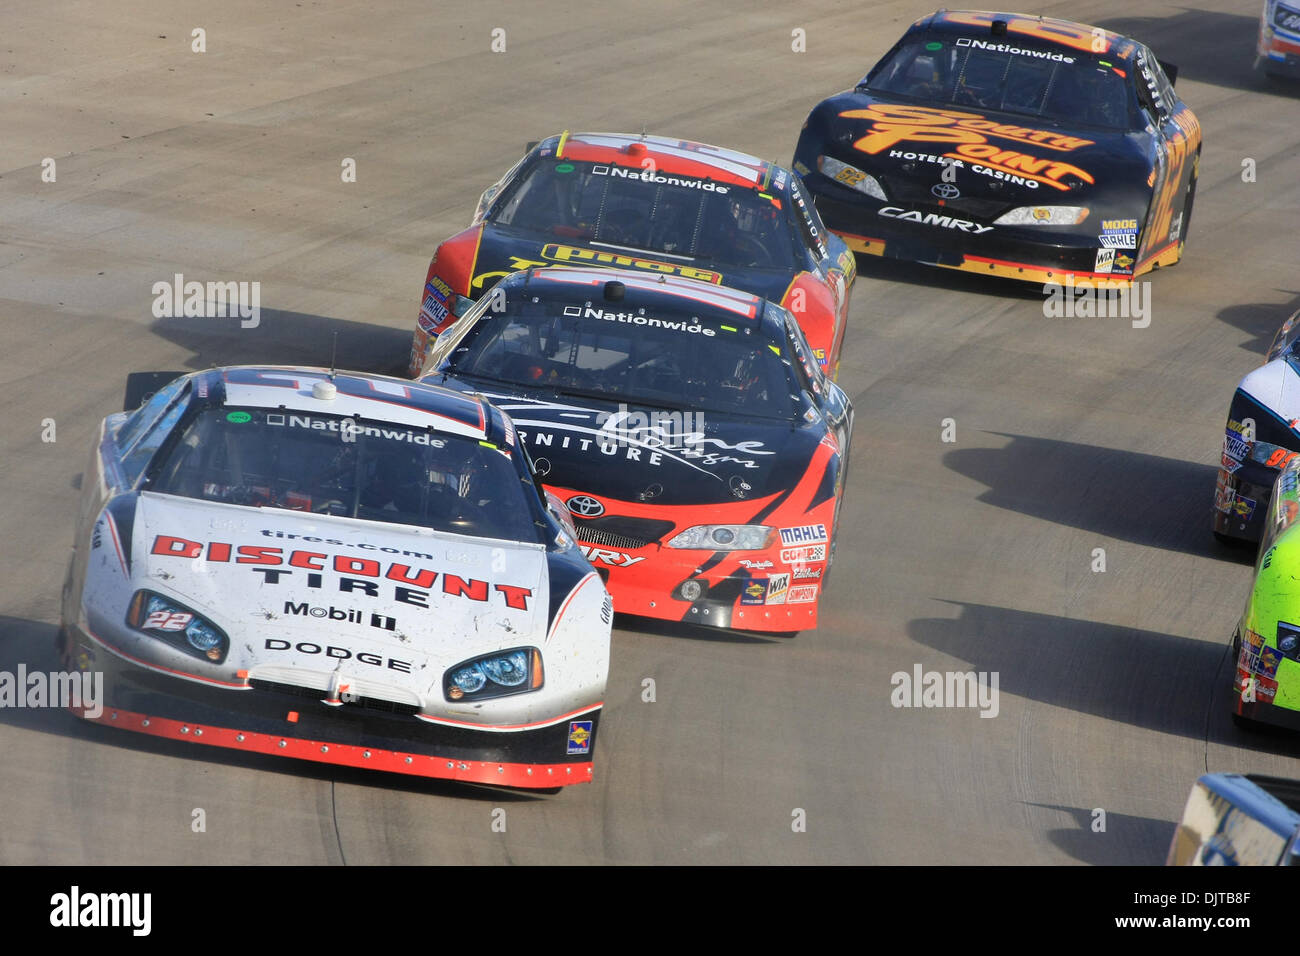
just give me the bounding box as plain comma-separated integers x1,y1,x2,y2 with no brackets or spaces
542,132,777,191
215,367,489,438
511,266,768,324
915,9,1129,57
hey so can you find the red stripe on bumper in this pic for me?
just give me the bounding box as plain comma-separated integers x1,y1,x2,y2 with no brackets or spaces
71,705,594,789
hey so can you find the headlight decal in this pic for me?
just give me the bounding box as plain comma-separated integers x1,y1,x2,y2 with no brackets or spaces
126,590,229,664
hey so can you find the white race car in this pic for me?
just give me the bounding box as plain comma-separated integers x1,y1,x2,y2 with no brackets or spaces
59,366,611,789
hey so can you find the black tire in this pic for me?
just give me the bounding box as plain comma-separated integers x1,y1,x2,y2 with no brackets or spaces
1231,711,1263,732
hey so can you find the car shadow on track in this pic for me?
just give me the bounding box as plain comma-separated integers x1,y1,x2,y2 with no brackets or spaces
1025,803,1175,866
851,253,1047,299
1096,10,1300,98
0,615,543,802
1217,292,1300,356
944,432,1254,562
145,309,412,379
906,601,1300,759
614,614,785,645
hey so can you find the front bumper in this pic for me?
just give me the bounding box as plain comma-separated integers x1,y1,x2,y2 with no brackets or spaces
578,539,826,634
63,625,600,788
808,188,1162,285
1233,666,1300,732
1213,466,1273,544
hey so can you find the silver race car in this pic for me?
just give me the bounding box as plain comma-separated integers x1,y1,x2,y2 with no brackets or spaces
59,366,611,789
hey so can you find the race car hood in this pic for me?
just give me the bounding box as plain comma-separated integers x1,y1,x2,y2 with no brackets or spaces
807,90,1152,208
120,492,549,702
1240,359,1299,417
465,224,799,307
439,382,822,506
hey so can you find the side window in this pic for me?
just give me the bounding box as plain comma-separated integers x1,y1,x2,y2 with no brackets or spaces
779,307,826,396
114,377,186,452
787,178,828,261
1133,46,1168,121
120,382,191,487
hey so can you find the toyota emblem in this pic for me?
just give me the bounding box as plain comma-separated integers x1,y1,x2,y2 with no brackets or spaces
566,495,605,517
931,183,960,200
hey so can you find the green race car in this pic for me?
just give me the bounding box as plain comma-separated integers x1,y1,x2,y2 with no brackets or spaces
1231,456,1300,730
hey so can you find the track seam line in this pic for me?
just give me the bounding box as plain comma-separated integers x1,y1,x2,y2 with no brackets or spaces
331,779,348,866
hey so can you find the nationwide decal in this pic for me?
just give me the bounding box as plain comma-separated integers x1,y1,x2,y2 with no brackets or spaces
1099,218,1138,250
150,535,534,610
591,164,731,194
766,573,790,605
940,11,1112,54
954,37,1076,63
267,414,448,447
780,524,828,546
844,104,1096,192
878,207,993,234
787,584,819,603
562,304,717,336
781,544,826,564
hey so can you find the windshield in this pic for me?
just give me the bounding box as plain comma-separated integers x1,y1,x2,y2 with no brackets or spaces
147,408,544,543
866,37,1133,129
445,300,799,421
491,158,796,270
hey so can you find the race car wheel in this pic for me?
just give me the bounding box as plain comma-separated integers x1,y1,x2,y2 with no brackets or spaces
1171,150,1200,266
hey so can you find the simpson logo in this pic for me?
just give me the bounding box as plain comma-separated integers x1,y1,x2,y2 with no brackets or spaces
567,719,593,755
779,524,828,546
843,104,1096,192
540,244,722,284
766,573,790,605
788,584,819,603
780,544,826,564
954,37,1076,63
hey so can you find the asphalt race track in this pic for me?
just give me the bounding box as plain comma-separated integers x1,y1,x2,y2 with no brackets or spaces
1,0,1298,865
